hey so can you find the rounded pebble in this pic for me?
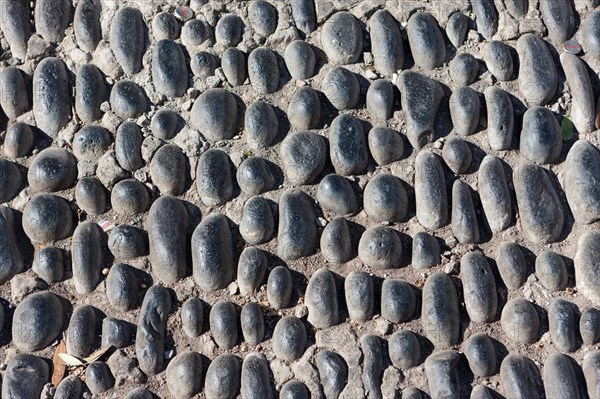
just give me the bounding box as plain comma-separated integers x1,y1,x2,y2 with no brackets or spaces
110,7,145,75
442,136,471,174
111,80,147,119
368,127,404,166
115,121,144,171
248,47,279,94
316,174,357,215
73,126,111,161
580,307,600,346
28,148,77,192
273,316,306,361
86,361,114,394
358,226,403,269
548,298,577,353
166,352,203,398
415,150,448,229
196,149,234,206
181,298,204,338
320,217,352,264
422,272,460,348
151,109,178,140
501,298,539,343
407,12,446,70
321,11,362,65
461,251,497,323
236,156,275,195
205,354,241,399
111,179,150,215
106,263,138,312
33,246,64,283
66,304,96,357
288,86,321,130
464,333,496,377
75,63,106,123
484,41,513,81
389,329,421,369
450,86,480,136
366,79,394,121
215,14,242,47
4,122,34,159
239,196,274,246
329,114,368,176
12,291,63,352
150,144,186,196
535,250,568,291
381,279,415,323
284,40,315,80
191,88,238,142
345,271,374,323
245,101,278,149
412,231,440,269
238,247,268,296
23,194,73,243
241,302,264,346
152,39,188,98
322,67,360,111
306,268,339,329
315,350,348,398
369,9,403,75
277,188,317,260
32,57,71,138
267,266,292,310
451,179,480,244
478,155,513,233
449,53,479,86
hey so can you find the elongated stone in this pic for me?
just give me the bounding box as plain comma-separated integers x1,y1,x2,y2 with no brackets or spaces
248,0,277,37
55,375,83,399
0,160,20,203
196,149,233,206
248,47,279,94
316,350,347,398
278,188,317,260
584,352,600,399
496,242,527,290
285,40,315,80
398,71,443,149
514,164,564,244
478,156,512,232
548,298,576,353
12,291,62,351
291,0,315,34
136,285,171,376
23,194,73,243
575,231,600,306
148,196,188,284
358,225,403,269
381,279,415,323
106,263,138,312
73,126,111,161
582,11,600,61
110,7,145,75
407,12,446,70
281,380,309,399
540,0,574,45
484,41,513,82
86,362,113,395
240,196,274,245
245,101,278,149
461,252,496,323
472,0,498,39
35,0,70,43
422,272,460,348
71,221,102,294
241,353,274,399
370,10,403,75
181,298,203,338
451,180,479,244
516,34,557,106
306,268,338,329
424,351,460,399
501,298,539,343
322,67,360,111
166,352,203,398
153,39,188,98
33,57,71,138
450,86,480,136
464,333,496,377
316,174,357,215
101,318,131,348
2,354,49,398
581,307,600,346
273,316,306,361
520,107,561,164
543,353,580,399
215,14,242,47
484,87,514,150
415,151,448,229
241,302,264,345
366,79,394,121
28,148,76,192
236,156,274,195
504,0,529,18
191,88,238,141
267,266,292,310
150,144,186,196
288,86,321,130
442,136,471,174
33,246,63,283
535,250,567,291
321,11,362,65
320,217,352,264
4,122,33,159
222,48,246,86
412,231,440,269
0,0,31,60
205,354,241,399
345,271,374,323
368,127,404,166
361,334,383,399
110,80,147,119
0,67,29,120
389,330,420,369
192,213,234,291
74,0,101,52
115,121,143,171
446,12,469,48
329,114,368,176
111,179,149,215
66,305,96,358
565,140,600,224
561,53,595,134
151,109,178,140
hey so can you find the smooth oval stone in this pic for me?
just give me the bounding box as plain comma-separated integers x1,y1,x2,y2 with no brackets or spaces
241,353,274,399
329,114,368,176
150,144,186,195
368,127,404,166
222,48,247,86
166,352,203,398
110,7,145,75
248,0,277,36
111,179,149,215
273,316,306,361
205,354,241,399
12,291,62,351
181,298,204,338
415,151,448,229
370,10,403,75
148,196,188,284
291,0,315,34
461,251,497,322
267,266,292,310
464,333,496,377
581,307,600,345
277,188,317,260
181,20,212,49
389,330,421,369
288,86,321,130
496,242,527,290
422,272,460,348
473,0,498,39
535,250,567,291
381,279,415,323
412,231,440,269
241,302,264,345
191,88,238,142
111,80,147,119
4,122,34,158
446,12,469,48
478,155,512,233
55,375,83,399
115,122,144,171
196,149,233,206
471,385,494,399
215,14,242,47
484,41,513,81
565,140,600,224
366,79,394,121
23,194,73,243
520,107,561,164
504,0,529,18
153,39,188,98
582,11,600,61
576,231,600,306
424,351,460,399
152,12,180,40
442,136,471,174
407,12,446,70
33,57,71,138
306,268,339,329
316,174,357,215
248,47,279,94
28,147,76,192
540,0,574,45
35,0,69,42
399,71,444,149
0,0,31,60
321,11,362,65
450,86,480,136
361,334,384,399
74,0,101,52
73,126,111,161
514,164,564,244
2,354,49,398
125,388,154,399
33,246,64,283
284,40,315,80
245,101,278,149
451,180,479,244
320,217,352,264
321,67,360,111
544,353,580,399
71,221,103,294
101,317,131,348
151,109,178,140
192,213,234,291
501,298,539,343
240,196,274,245
281,380,309,399
136,285,171,376
517,34,557,106
449,53,478,86
0,207,22,284
345,271,374,323
358,225,403,269
548,298,576,353
0,67,29,120
76,63,106,123
0,159,21,203
484,87,514,150
237,156,274,195
66,305,96,358
106,263,138,312
315,350,348,398
584,352,600,399
86,361,114,394
109,224,146,261
500,354,542,399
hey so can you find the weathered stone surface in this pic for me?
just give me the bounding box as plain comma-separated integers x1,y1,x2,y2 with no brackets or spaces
464,333,496,377
368,127,404,166
446,12,469,48
561,54,595,134
366,79,394,121
33,57,72,138
415,151,448,229
543,353,580,399
496,242,527,290
406,12,446,70
110,80,147,120
0,0,31,60
281,380,309,399
478,155,512,233
584,351,600,399
422,272,460,348
500,355,542,399
321,11,362,65
316,350,347,398
535,250,567,291
150,144,186,196
111,179,150,215
575,231,600,306
345,271,374,323
248,0,277,37
450,86,480,136
151,109,178,140
76,64,106,123
548,298,576,353
501,298,539,343
182,19,212,49
424,350,460,399
540,0,574,45
370,10,403,76
273,316,306,361
358,226,403,269
306,268,339,329
71,221,103,294
442,136,471,174
291,0,316,34
461,252,496,322
582,11,600,62
73,126,111,162
110,7,145,75
166,352,203,398
329,114,368,176
152,12,180,41
35,0,70,43
12,291,62,351
4,122,33,159
471,385,494,399
222,48,247,86
181,298,204,338
381,279,415,323
196,149,234,206
484,41,513,81
86,361,114,394
248,47,279,94
245,101,278,149
320,217,352,264
205,354,241,399
236,156,274,195
449,53,478,86
240,196,274,245
23,194,73,243
278,188,317,260
215,14,243,47
520,107,561,164
106,263,138,312
192,213,234,291
136,285,171,376
152,39,188,98
28,148,76,192
484,87,514,150
322,67,360,110
0,160,21,203
241,302,264,346
389,330,421,369
412,231,440,269
516,34,557,106
0,67,29,120
564,140,600,224
241,353,274,399
54,375,83,399
472,0,498,39
267,266,292,310
1,354,49,398
451,180,479,244
288,86,321,130
74,0,101,52
33,246,64,283
284,40,316,80
504,0,528,18
361,334,383,399
581,307,600,346
316,174,357,215
191,89,238,141
66,304,96,357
